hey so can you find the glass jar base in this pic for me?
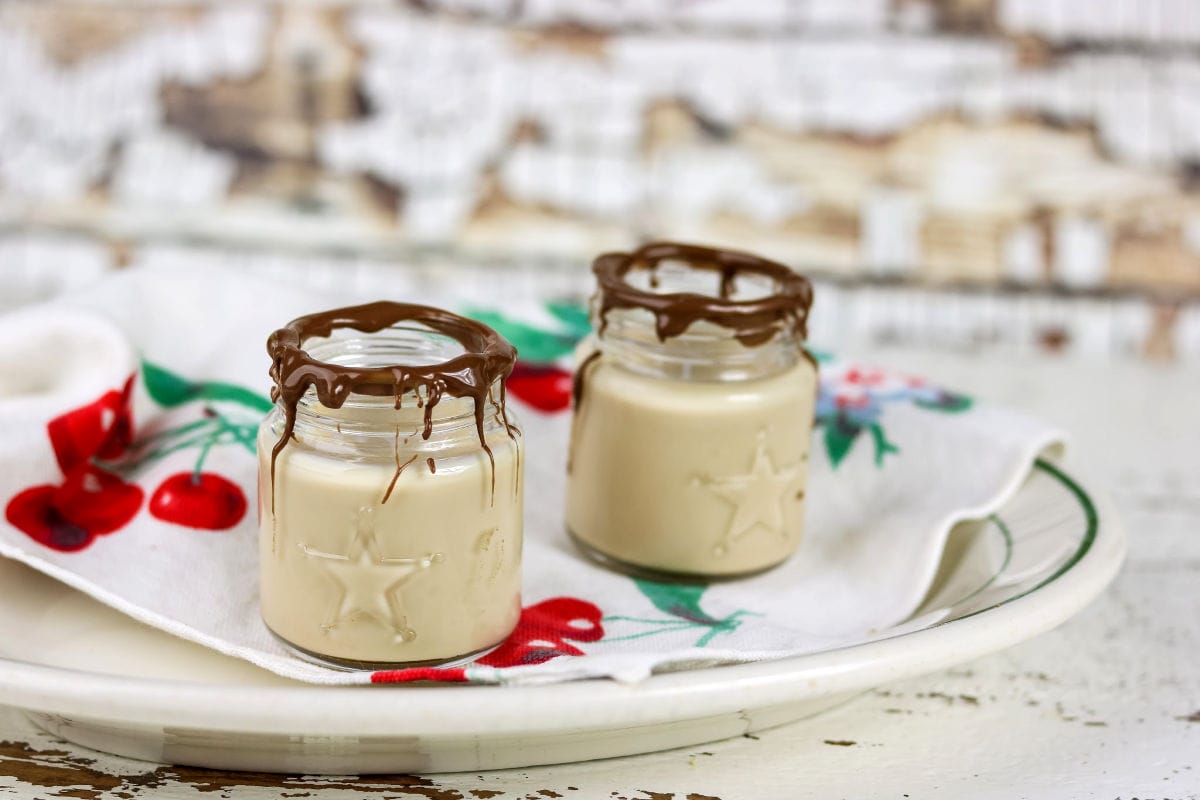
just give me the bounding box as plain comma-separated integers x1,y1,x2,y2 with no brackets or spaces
566,527,786,583
266,623,503,672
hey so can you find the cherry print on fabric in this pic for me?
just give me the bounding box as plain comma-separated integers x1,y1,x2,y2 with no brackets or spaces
119,361,270,531
505,363,573,413
5,376,143,552
149,472,248,531
816,361,974,468
478,596,604,667
371,596,605,683
4,361,273,549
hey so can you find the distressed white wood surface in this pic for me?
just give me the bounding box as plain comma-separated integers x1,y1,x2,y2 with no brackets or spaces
0,351,1196,799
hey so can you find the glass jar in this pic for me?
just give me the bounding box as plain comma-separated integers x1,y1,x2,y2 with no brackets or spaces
566,243,816,579
258,303,523,669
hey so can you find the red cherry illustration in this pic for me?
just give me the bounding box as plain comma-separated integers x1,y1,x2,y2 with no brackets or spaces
506,363,573,413
53,466,144,535
370,666,469,684
149,472,246,531
479,596,604,667
6,466,143,552
6,485,94,552
47,375,136,472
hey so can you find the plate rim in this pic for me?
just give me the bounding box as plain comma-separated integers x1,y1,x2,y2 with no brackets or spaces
0,460,1124,737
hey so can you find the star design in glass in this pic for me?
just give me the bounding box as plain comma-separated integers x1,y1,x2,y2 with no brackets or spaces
299,506,442,643
702,437,801,557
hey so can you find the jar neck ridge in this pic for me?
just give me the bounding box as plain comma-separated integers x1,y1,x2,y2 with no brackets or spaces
595,306,804,382
271,318,514,458
587,242,813,382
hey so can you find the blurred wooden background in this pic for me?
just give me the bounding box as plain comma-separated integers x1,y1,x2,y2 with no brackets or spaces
1,0,1198,360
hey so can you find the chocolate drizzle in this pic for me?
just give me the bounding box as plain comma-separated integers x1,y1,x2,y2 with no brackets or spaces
383,453,418,504
570,243,817,478
593,241,813,348
266,301,518,509
572,349,603,409
566,348,603,476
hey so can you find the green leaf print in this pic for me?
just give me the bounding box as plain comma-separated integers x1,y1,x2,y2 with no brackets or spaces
604,579,759,648
545,302,593,338
465,310,580,365
868,423,901,466
823,422,860,468
142,360,272,413
808,348,834,364
914,393,974,413
637,580,719,625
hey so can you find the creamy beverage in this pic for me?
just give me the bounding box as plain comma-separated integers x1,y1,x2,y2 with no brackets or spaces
258,412,522,667
566,242,816,578
568,357,814,576
259,302,523,667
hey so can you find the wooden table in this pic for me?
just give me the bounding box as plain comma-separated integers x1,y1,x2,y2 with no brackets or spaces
0,350,1196,799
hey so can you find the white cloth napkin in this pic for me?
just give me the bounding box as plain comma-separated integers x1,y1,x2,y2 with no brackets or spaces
0,265,1063,685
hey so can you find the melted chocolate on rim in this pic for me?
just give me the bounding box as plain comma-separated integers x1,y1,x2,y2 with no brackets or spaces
266,301,518,508
592,241,813,349
568,243,815,476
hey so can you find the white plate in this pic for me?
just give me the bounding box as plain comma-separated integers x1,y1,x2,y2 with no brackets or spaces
0,459,1122,774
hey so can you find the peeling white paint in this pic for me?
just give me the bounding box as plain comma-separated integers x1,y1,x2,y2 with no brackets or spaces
862,187,922,276
0,8,267,203
1000,0,1200,44
1004,224,1044,285
113,132,236,209
1054,216,1110,289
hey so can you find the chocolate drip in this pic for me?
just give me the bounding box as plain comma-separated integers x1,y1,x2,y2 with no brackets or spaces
383,454,418,504
593,242,813,348
490,381,522,498
426,457,437,474
566,349,603,476
572,350,603,409
266,301,518,511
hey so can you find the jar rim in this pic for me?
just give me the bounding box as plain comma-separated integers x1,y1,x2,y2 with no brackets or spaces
265,302,518,497
592,242,813,348
268,302,515,399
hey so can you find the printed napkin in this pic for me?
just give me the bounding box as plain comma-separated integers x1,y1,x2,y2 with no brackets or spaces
0,265,1063,685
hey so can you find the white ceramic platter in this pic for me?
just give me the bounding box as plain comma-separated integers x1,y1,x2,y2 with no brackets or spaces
0,459,1122,774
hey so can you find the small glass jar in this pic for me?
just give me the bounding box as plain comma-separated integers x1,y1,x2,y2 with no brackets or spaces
566,243,816,579
258,303,523,668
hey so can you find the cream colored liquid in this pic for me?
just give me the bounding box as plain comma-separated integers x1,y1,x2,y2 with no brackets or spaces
258,421,522,666
566,358,816,577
